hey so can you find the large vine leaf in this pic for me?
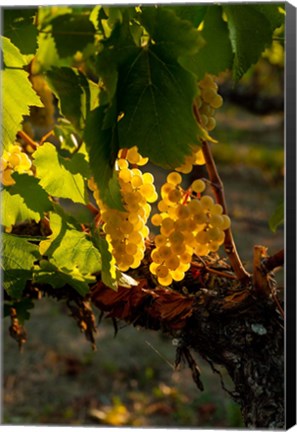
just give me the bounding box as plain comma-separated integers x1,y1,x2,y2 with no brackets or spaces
1,37,43,150
2,173,53,227
140,6,205,59
96,18,139,103
223,4,283,80
50,12,96,58
162,5,207,28
84,106,124,211
33,143,89,204
1,233,40,298
46,66,100,132
39,212,101,274
180,6,233,79
3,8,38,54
117,45,203,169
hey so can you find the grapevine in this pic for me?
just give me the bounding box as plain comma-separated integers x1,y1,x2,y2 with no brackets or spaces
1,5,286,428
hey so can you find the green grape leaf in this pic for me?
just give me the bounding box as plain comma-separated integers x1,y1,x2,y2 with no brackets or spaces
34,32,74,73
179,6,233,79
162,5,207,28
140,6,205,59
3,8,38,55
10,172,52,211
33,142,88,204
2,176,52,228
1,37,43,150
1,233,40,298
34,260,94,296
39,212,101,276
50,13,96,58
94,235,118,291
269,201,284,233
46,66,99,132
96,19,139,102
84,106,124,211
223,5,284,80
117,45,203,169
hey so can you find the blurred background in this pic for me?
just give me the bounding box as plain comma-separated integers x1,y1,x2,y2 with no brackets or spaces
2,30,284,428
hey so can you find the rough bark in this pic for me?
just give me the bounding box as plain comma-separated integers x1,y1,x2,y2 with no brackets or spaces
89,259,284,429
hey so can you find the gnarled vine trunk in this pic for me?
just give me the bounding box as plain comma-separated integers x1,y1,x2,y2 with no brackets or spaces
90,263,284,429
183,296,284,428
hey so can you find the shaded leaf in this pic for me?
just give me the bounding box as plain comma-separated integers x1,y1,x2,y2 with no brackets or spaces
3,8,38,54
180,6,233,79
96,19,139,102
162,5,207,28
117,45,202,169
223,5,283,80
140,7,204,59
2,174,52,228
34,260,94,296
1,233,39,298
84,106,124,210
51,13,96,58
47,66,99,131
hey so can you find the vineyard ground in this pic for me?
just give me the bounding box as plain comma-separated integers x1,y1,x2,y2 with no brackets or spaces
2,103,284,427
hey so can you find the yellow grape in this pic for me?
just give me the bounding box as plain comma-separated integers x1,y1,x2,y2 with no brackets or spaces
167,171,182,185
157,274,173,287
191,179,206,193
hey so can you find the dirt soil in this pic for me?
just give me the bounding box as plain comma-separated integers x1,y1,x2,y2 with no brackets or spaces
2,103,284,427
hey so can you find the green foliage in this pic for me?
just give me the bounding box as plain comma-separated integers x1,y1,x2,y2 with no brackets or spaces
33,142,89,204
117,45,203,168
180,6,233,78
140,7,204,58
1,233,40,298
95,235,118,290
1,4,285,319
37,212,101,295
50,12,96,58
2,174,52,227
223,4,283,80
84,106,124,211
46,66,100,131
3,8,38,54
34,260,95,296
1,36,43,150
163,5,207,28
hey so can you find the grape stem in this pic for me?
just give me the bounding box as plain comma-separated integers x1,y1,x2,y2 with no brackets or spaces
17,130,39,149
201,139,251,283
193,103,251,283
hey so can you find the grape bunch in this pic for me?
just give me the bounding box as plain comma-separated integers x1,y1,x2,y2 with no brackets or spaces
196,74,223,132
150,173,231,286
1,144,33,186
88,146,158,272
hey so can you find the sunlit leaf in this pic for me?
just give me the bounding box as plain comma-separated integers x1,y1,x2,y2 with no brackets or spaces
1,37,43,150
33,142,89,204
